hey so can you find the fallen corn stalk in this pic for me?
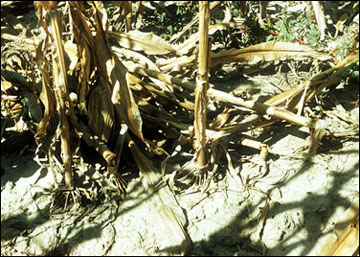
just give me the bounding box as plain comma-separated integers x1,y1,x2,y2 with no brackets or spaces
126,63,317,129
265,52,359,112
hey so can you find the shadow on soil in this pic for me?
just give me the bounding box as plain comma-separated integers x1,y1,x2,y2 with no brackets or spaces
1,160,162,255
159,153,358,256
1,141,358,255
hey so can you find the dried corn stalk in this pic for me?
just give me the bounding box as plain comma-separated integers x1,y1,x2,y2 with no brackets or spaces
193,1,210,182
311,1,327,41
264,52,359,111
34,1,75,188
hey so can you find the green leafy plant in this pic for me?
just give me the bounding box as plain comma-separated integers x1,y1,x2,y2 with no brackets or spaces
146,3,198,40
266,8,297,42
306,24,320,47
264,5,325,50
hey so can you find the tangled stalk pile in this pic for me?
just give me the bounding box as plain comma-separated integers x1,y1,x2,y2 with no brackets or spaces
2,1,359,254
2,0,358,199
1,1,359,244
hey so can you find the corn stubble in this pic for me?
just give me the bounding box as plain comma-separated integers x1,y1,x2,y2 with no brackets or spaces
1,1,358,255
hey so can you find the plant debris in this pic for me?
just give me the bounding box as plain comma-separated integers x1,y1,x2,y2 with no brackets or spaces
1,1,359,255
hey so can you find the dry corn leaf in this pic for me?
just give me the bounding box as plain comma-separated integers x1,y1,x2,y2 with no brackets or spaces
1,79,14,92
157,55,196,73
264,52,359,110
93,2,144,141
222,3,232,23
34,39,55,140
111,46,161,71
176,22,243,56
112,1,132,23
210,41,331,67
108,30,175,55
68,2,94,115
127,72,195,111
111,57,144,141
209,108,230,129
126,63,316,128
316,200,359,256
111,46,173,92
129,138,191,255
63,41,78,74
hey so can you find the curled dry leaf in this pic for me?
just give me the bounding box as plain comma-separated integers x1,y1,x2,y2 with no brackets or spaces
112,46,174,92
112,1,132,23
34,40,55,140
112,46,161,71
316,200,359,256
264,51,359,111
93,2,144,142
68,2,94,115
156,55,196,73
210,41,331,67
108,30,175,55
175,22,243,56
129,137,191,255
